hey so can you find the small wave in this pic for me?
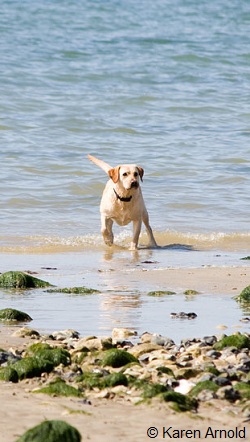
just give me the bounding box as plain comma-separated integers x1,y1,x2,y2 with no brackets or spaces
0,230,249,253
155,230,250,252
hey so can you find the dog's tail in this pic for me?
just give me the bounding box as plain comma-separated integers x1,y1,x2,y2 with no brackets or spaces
87,154,112,174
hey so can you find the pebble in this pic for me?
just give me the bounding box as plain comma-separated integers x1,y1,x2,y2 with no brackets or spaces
2,326,250,418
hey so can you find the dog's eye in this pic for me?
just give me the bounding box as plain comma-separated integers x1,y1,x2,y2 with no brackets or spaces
134,172,138,177
122,172,128,177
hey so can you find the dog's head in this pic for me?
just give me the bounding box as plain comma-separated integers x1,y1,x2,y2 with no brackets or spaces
108,165,144,190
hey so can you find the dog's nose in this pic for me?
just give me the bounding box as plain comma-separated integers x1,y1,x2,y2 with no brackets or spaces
131,181,138,188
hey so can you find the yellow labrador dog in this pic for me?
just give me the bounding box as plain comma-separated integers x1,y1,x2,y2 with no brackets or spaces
88,154,157,250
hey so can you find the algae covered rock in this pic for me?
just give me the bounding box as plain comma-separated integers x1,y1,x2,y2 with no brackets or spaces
0,271,52,289
101,349,138,368
189,380,219,397
0,366,18,383
184,289,199,295
147,290,176,297
142,382,168,399
162,391,198,412
15,419,81,442
34,377,82,397
12,357,54,380
214,333,250,350
0,308,32,322
234,285,250,304
26,343,71,367
45,286,99,294
102,372,128,388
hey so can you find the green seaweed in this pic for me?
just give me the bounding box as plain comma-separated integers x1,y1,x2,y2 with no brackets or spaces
76,371,103,389
0,271,52,289
184,289,199,295
26,343,71,367
189,380,219,397
12,357,54,380
0,308,32,322
214,333,250,350
101,349,138,368
162,391,198,412
15,419,81,442
234,382,250,400
156,366,175,377
102,372,128,388
34,377,82,397
240,256,250,260
142,382,168,398
234,285,250,304
0,366,18,383
147,290,176,297
45,286,99,294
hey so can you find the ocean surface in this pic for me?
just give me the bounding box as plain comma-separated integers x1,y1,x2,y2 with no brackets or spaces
0,0,249,340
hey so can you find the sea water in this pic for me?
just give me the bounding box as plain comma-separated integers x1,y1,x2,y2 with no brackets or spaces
0,0,249,340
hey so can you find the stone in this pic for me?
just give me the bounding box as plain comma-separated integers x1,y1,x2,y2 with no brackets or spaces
0,271,51,289
15,419,81,442
0,308,32,322
112,328,137,344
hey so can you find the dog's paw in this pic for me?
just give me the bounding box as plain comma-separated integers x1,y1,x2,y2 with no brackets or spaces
129,243,138,251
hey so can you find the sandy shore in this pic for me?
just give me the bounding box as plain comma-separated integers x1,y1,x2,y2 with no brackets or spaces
0,260,250,441
0,324,249,442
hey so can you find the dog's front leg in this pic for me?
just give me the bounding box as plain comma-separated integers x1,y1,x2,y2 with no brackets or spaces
101,215,114,246
130,219,142,250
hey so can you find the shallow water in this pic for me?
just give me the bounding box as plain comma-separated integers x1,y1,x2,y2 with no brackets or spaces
0,250,249,343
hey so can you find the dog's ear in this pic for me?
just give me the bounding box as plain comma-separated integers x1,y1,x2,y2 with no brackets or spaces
108,166,120,183
137,167,144,182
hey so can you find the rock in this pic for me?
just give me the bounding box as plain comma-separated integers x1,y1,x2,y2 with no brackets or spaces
12,356,54,380
34,378,82,397
214,333,250,350
101,349,138,368
26,343,71,366
202,335,217,346
12,327,40,338
0,308,32,322
151,334,175,348
52,329,80,341
170,312,197,319
147,290,176,297
0,350,20,365
74,336,113,352
162,391,198,412
234,285,250,303
15,419,81,442
45,286,99,294
197,389,217,402
174,379,195,394
0,366,19,383
128,343,163,359
0,271,52,289
216,386,240,402
183,290,199,295
189,380,219,397
112,328,137,344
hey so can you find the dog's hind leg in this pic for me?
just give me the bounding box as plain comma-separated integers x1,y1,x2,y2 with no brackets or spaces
142,211,158,248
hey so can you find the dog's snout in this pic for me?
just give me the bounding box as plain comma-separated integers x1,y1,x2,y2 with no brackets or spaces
131,181,139,188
